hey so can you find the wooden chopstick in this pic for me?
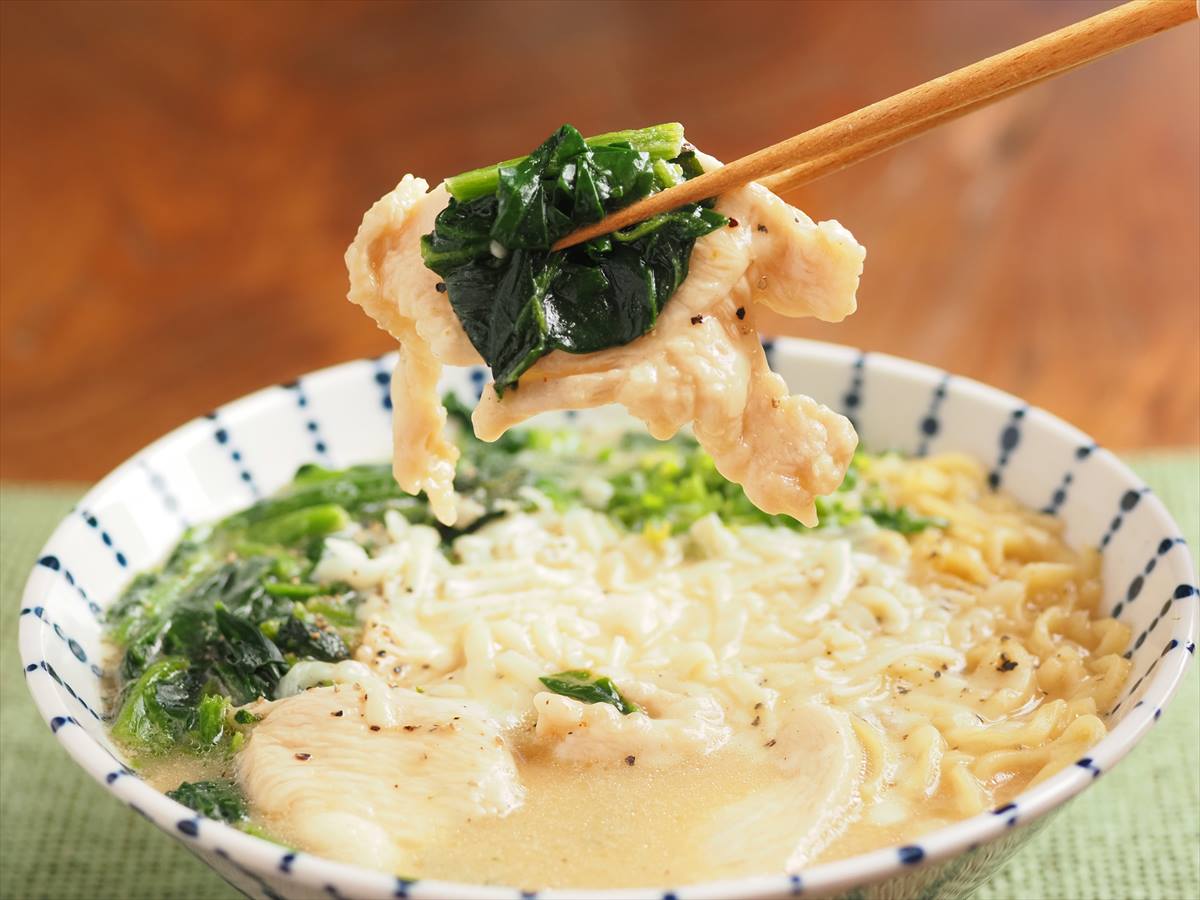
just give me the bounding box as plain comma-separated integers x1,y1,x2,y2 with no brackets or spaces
760,73,1054,195
553,0,1196,251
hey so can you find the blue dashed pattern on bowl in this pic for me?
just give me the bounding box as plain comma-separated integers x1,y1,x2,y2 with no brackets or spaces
18,339,1196,900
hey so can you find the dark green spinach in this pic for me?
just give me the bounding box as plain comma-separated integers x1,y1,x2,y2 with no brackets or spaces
444,123,686,202
111,658,203,753
211,605,290,705
273,614,349,663
539,669,639,715
167,779,248,824
422,124,727,394
195,694,231,746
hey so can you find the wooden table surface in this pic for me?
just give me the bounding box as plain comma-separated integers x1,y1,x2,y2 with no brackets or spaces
2,0,1197,482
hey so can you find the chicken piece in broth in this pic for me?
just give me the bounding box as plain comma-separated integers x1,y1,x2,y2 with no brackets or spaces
237,682,523,875
532,679,732,766
701,703,863,873
345,154,865,526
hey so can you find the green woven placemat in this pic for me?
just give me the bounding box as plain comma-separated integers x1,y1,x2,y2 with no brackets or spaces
2,455,1197,900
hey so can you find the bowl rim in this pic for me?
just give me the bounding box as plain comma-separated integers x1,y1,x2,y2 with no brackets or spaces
18,337,1198,900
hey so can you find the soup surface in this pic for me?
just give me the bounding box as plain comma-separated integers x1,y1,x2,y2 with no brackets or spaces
108,417,1130,889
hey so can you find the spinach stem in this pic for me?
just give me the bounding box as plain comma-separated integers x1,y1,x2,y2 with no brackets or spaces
446,123,685,202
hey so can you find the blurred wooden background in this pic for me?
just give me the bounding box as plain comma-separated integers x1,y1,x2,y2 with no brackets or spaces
2,0,1197,481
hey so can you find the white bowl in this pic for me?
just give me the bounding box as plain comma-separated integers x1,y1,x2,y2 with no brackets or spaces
19,338,1197,900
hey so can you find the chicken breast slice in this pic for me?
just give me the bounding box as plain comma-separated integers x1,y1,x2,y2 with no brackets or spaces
237,683,522,875
345,176,479,526
532,679,732,766
345,156,865,526
701,703,863,873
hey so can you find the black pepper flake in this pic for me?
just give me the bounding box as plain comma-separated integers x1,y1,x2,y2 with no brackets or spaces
897,686,910,695
376,650,387,657
727,218,739,228
997,653,1019,672
754,702,763,710
295,752,311,761
625,755,636,766
757,224,768,233
369,725,381,732
736,307,746,320
934,670,942,679
403,725,417,731
435,282,447,293
331,710,344,717
751,715,761,727
690,315,704,325
764,739,777,748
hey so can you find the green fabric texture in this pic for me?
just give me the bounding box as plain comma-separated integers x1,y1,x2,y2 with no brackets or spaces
2,455,1197,900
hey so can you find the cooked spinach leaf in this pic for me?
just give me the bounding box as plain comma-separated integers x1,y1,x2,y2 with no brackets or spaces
445,124,686,202
194,694,230,746
109,542,222,682
167,779,248,823
111,658,203,753
422,124,727,394
539,669,639,715
243,504,350,546
188,558,292,628
274,615,349,663
217,464,419,530
302,593,361,629
211,605,290,705
109,515,359,752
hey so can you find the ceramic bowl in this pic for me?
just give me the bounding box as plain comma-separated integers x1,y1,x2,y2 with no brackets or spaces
19,338,1197,900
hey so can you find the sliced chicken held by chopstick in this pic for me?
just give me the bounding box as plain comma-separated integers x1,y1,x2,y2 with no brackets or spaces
345,124,865,527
